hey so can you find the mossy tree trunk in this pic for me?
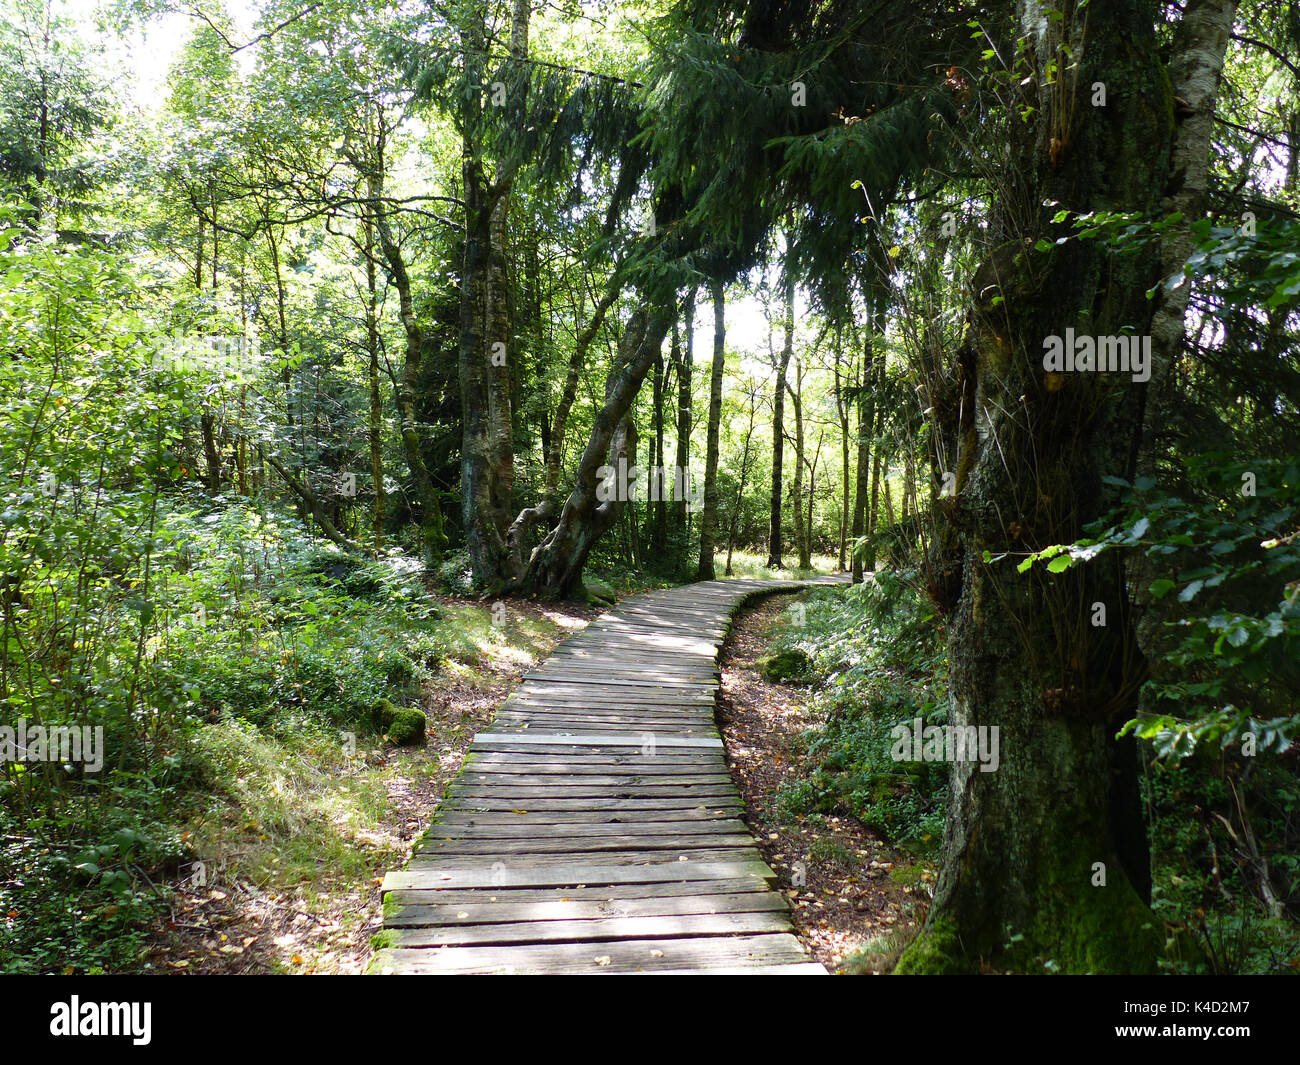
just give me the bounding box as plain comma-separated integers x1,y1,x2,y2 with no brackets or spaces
897,0,1176,974
517,306,670,599
457,0,529,593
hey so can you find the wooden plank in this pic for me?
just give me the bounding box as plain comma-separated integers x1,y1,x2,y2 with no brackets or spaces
428,816,743,832
448,786,739,800
370,933,811,974
382,858,776,892
460,770,732,783
465,752,721,767
423,819,750,839
407,847,760,868
385,891,787,927
383,878,773,907
386,910,792,948
472,733,723,749
415,833,757,855
436,796,744,813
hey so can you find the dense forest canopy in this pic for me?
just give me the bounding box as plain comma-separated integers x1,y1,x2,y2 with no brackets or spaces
1,0,1297,977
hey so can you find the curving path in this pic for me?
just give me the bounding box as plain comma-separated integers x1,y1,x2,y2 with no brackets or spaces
370,575,847,975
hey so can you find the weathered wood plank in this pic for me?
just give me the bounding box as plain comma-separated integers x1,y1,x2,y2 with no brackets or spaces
426,821,748,837
382,857,776,892
370,933,811,974
383,877,773,907
472,733,723,748
384,890,787,927
386,909,793,948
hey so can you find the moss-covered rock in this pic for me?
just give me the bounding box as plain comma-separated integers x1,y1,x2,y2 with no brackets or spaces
387,707,426,746
371,698,398,730
762,648,811,682
582,578,617,606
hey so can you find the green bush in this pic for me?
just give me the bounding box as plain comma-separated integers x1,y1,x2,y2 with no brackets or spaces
768,573,947,848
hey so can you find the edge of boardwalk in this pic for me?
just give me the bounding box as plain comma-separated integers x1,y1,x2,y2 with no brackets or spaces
369,574,848,975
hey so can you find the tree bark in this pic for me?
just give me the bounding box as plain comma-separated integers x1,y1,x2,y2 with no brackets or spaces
673,292,695,539
850,322,874,582
648,340,668,555
457,0,529,591
371,169,446,565
363,214,385,553
786,361,809,570
767,270,795,567
517,307,670,598
897,0,1176,974
265,453,353,551
725,387,759,576
833,336,850,571
696,279,726,581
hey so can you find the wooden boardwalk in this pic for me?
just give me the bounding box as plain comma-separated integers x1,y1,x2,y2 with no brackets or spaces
370,576,845,975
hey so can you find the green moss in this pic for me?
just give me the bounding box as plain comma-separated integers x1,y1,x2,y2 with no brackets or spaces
370,929,397,951
894,917,972,974
382,893,404,923
386,707,426,746
1022,866,1163,975
581,578,617,606
898,853,1164,974
372,698,398,730
762,648,811,682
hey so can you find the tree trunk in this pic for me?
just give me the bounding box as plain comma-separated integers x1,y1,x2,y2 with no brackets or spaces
649,341,668,555
725,388,759,575
265,453,353,551
787,361,807,570
833,337,850,571
866,318,886,572
506,276,622,576
457,0,529,591
200,412,221,494
804,428,822,569
517,307,670,598
364,214,385,553
849,326,873,582
767,270,795,567
696,279,726,581
371,171,446,566
897,0,1176,974
673,292,695,540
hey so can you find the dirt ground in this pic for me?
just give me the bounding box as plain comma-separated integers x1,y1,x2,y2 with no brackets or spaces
718,592,927,973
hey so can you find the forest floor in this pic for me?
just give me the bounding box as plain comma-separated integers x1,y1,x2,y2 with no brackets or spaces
141,595,602,975
718,592,927,973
